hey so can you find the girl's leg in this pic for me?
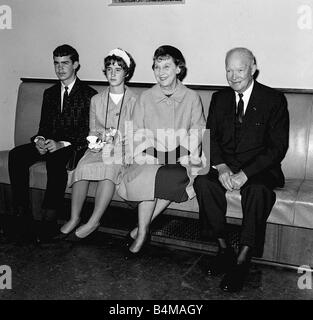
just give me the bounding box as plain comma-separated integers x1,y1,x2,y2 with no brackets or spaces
75,179,115,238
129,198,170,239
129,200,157,253
60,180,89,234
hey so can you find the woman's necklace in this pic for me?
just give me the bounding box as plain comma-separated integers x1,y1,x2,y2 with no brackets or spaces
104,87,126,140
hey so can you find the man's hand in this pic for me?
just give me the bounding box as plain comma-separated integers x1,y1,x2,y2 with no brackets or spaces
230,170,248,190
35,137,47,155
45,139,64,153
35,144,47,155
216,163,234,191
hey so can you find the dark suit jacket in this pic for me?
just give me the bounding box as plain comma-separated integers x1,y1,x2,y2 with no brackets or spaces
31,78,97,149
207,81,289,187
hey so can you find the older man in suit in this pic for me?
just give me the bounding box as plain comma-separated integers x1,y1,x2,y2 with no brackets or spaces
194,47,289,292
8,44,97,243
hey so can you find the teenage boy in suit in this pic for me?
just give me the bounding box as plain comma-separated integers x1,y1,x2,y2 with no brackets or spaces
8,44,97,243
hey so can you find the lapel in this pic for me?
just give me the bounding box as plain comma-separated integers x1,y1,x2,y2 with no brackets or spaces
51,82,62,114
68,77,81,98
101,85,132,106
121,86,134,118
151,80,187,104
237,81,262,144
99,86,133,128
223,89,236,138
122,85,132,106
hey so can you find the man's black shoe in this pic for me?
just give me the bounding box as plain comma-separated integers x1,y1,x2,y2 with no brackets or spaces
36,235,59,246
53,231,70,241
3,212,37,246
13,205,31,217
35,220,60,246
35,232,62,246
206,247,236,276
0,232,12,244
43,209,57,222
219,260,250,293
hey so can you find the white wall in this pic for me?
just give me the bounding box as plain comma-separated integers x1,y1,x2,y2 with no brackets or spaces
0,0,312,150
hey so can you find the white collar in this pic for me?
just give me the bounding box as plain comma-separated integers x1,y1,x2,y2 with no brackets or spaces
109,92,124,105
236,80,254,100
235,80,254,113
61,77,76,93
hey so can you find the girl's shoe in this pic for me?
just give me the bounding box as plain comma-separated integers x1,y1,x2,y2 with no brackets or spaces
55,218,81,240
75,222,100,239
60,218,81,235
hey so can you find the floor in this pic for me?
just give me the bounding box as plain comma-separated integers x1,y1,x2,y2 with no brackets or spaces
0,230,312,301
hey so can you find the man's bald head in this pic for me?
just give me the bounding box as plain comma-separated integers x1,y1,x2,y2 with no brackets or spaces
225,47,256,67
225,47,257,93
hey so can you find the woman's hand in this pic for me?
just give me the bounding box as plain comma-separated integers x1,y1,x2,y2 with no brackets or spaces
90,147,102,153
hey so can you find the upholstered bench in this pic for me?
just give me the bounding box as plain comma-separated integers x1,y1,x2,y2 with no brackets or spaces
1,78,313,267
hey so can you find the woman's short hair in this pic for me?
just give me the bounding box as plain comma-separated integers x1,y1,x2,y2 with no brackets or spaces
104,49,136,82
152,45,187,81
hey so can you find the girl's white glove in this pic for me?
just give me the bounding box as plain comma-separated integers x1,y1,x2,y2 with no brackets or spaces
87,135,104,151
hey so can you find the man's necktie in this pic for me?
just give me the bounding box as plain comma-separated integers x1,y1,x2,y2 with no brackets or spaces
62,86,69,112
236,93,244,123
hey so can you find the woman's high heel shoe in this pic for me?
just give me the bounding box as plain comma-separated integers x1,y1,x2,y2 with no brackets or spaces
54,219,81,240
125,229,137,247
125,226,138,247
124,232,151,260
125,232,134,247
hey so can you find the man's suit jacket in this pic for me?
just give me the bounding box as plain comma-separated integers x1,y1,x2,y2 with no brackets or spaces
207,81,289,187
32,78,97,149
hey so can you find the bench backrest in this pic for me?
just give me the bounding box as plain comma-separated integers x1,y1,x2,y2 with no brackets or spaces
15,79,313,180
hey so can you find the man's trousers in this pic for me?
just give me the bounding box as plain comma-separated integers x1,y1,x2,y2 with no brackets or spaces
194,168,277,256
8,143,73,214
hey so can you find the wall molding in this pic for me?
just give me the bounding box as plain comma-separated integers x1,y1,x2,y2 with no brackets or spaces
20,78,313,95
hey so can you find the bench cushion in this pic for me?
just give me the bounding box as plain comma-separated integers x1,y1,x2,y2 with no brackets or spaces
281,93,312,180
224,179,301,226
0,149,303,228
294,180,313,228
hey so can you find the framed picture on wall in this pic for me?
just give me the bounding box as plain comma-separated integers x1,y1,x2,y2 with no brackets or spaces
111,0,185,5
